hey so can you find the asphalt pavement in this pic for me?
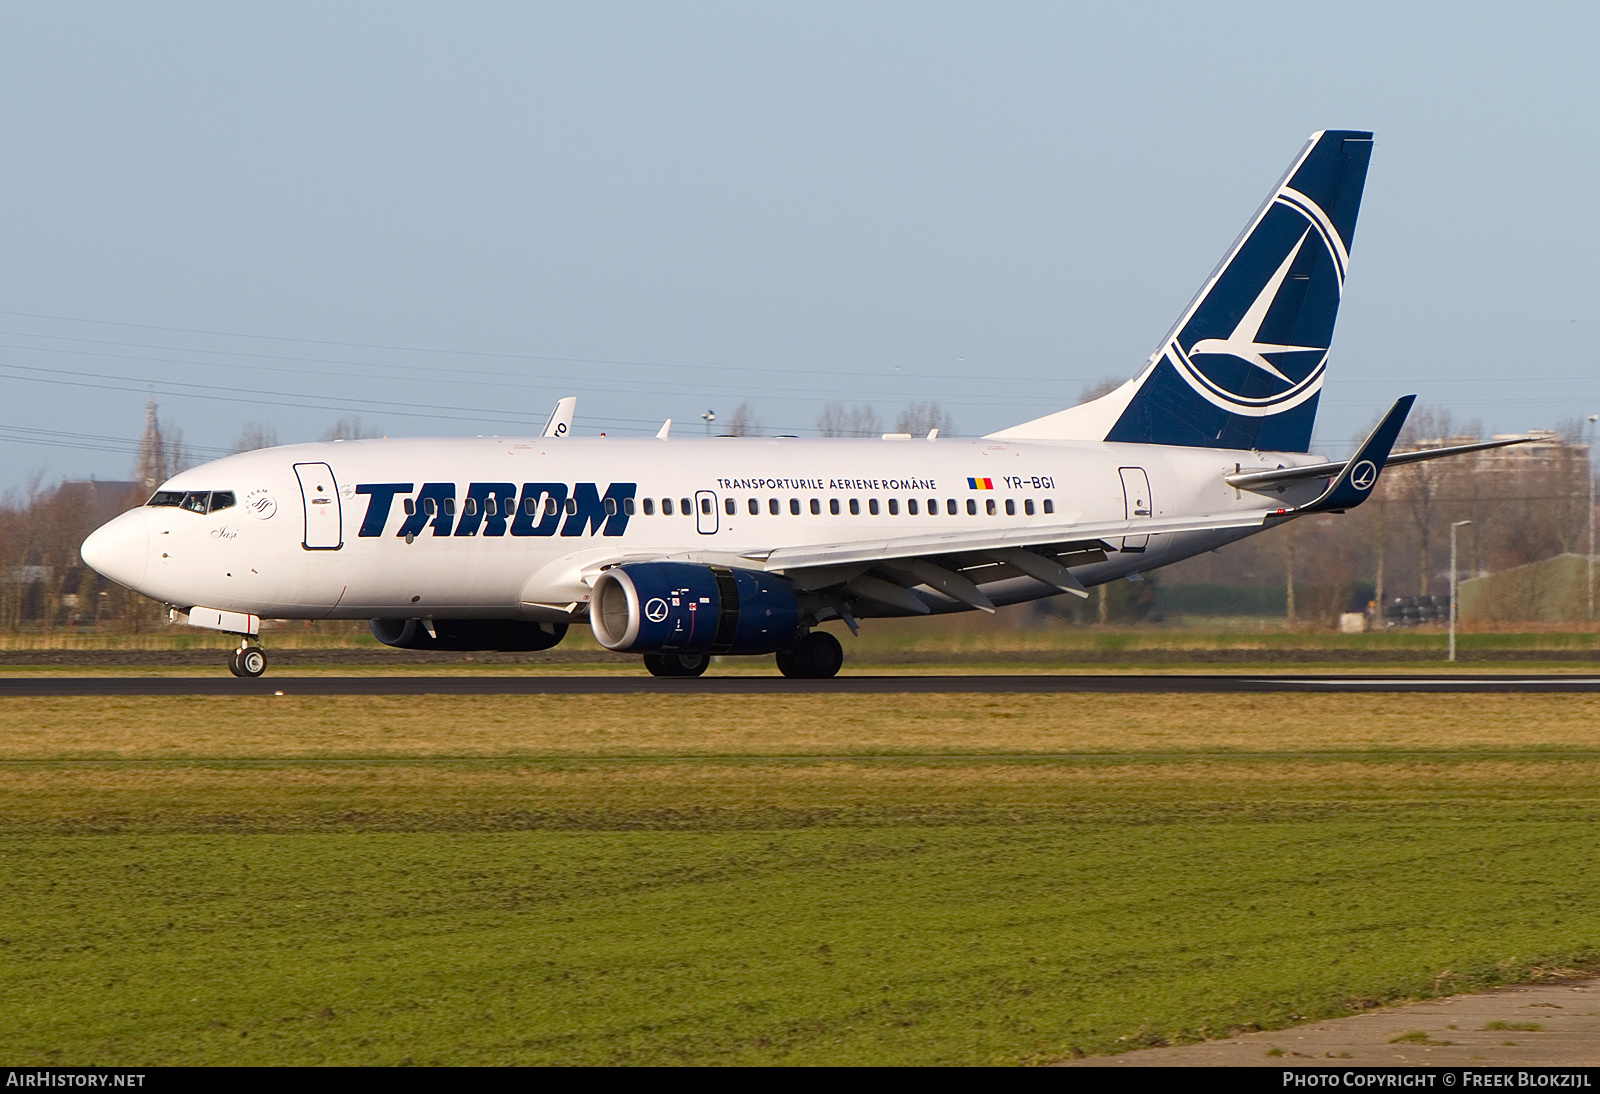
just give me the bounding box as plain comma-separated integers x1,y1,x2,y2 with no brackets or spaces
5,673,1600,696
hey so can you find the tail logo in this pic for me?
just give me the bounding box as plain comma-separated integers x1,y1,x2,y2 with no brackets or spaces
1349,460,1378,490
1166,187,1348,418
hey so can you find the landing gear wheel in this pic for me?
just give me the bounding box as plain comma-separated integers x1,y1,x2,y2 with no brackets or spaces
643,652,710,678
777,631,843,679
233,646,267,678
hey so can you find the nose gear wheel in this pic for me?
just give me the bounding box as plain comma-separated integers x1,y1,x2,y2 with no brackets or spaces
228,646,267,678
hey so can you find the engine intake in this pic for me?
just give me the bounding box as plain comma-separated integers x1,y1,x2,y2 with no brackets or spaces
591,562,800,654
370,618,568,652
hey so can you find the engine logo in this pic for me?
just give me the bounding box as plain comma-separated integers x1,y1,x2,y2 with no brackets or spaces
644,598,670,623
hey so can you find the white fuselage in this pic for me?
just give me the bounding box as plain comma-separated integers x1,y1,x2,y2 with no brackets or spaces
82,434,1324,623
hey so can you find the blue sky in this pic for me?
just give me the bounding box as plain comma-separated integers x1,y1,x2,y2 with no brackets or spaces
0,2,1594,486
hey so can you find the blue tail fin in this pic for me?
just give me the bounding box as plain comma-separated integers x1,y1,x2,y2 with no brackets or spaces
1104,130,1373,452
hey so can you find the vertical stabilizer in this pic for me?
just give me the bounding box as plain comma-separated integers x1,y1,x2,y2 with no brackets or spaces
990,130,1372,452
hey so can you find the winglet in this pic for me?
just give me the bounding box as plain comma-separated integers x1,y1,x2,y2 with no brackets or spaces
542,396,577,439
656,418,672,440
1291,394,1415,515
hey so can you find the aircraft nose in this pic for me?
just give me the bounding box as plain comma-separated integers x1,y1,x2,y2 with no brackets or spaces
81,509,149,590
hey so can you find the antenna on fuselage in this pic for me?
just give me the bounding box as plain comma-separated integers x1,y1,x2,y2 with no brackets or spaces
542,396,576,439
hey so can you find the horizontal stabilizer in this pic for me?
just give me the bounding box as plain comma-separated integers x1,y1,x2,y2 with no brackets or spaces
1227,433,1537,491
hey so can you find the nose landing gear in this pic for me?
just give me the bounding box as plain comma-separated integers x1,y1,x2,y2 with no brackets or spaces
228,643,267,678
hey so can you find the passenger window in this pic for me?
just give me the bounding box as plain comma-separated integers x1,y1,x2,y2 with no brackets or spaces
790,499,800,515
681,498,691,515
769,498,780,515
604,498,618,516
724,497,735,515
661,498,672,516
869,499,880,515
464,498,477,517
1005,499,1015,516
946,499,957,515
849,499,860,515
930,498,940,516
701,498,713,515
208,491,236,513
424,498,438,517
907,499,918,516
1024,499,1035,516
810,498,821,515
986,498,997,516
521,497,533,516
644,498,656,515
565,498,578,515
546,497,560,516
829,499,840,515
1044,499,1055,514
887,499,898,515
407,499,418,516
147,491,184,507
744,498,756,515
966,499,977,516
485,497,497,517
623,498,635,515
180,492,210,514
443,498,456,516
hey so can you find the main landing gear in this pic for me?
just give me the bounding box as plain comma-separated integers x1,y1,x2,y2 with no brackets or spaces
227,642,267,678
775,631,843,679
644,652,710,678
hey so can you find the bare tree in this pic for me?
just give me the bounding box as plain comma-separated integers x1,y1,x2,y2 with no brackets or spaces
1393,406,1476,595
323,416,382,441
165,423,196,475
895,401,957,437
816,403,882,438
1078,377,1125,404
725,403,763,437
232,422,280,453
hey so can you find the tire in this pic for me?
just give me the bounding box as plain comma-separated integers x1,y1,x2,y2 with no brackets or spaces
237,647,267,678
226,649,244,677
644,652,710,677
782,632,843,679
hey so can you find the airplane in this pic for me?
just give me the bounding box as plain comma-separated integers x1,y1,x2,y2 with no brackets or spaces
80,129,1525,679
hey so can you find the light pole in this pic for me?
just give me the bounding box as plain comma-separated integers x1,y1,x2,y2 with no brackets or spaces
1450,519,1472,662
701,409,716,437
1588,414,1596,624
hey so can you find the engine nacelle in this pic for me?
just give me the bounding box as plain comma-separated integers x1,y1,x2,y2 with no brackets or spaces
369,618,568,652
591,562,800,654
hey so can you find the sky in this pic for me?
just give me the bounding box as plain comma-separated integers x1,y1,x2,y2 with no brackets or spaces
0,1,1595,489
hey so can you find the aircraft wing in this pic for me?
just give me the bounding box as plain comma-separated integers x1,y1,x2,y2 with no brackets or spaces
634,506,1286,618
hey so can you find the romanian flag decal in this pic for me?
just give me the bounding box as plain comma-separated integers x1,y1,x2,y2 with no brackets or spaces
967,477,994,490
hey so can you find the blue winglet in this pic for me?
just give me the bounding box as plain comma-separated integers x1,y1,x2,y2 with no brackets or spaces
1283,395,1415,516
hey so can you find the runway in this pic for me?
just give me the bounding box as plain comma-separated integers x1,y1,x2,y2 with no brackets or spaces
5,673,1600,696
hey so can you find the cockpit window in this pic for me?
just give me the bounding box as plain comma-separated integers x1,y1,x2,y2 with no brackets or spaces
147,491,185,507
179,491,211,514
209,491,236,513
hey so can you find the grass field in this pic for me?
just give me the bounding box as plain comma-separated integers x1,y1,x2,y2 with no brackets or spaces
2,693,1598,1065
